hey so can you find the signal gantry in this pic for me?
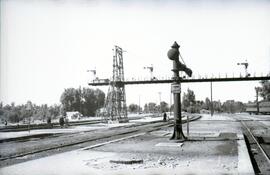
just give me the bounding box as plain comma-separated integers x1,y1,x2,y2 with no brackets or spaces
103,46,128,123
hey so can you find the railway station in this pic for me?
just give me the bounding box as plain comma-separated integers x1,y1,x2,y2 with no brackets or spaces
1,0,270,175
1,41,269,174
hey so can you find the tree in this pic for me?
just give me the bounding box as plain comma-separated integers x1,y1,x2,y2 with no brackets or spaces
3,103,22,123
128,104,139,113
234,101,245,113
0,101,62,124
144,102,157,113
81,88,105,116
182,92,189,111
194,100,204,113
60,88,78,112
7,111,19,123
60,87,105,117
160,101,169,112
170,104,174,112
94,89,105,110
48,105,60,119
222,100,245,114
60,105,67,116
144,104,149,113
203,97,211,110
222,100,236,113
182,89,196,112
19,105,29,122
259,80,270,101
82,88,95,116
213,100,222,112
148,102,157,113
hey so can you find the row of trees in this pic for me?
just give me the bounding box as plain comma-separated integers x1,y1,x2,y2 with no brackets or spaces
128,101,169,114
0,102,61,123
127,88,247,114
0,87,105,123
181,89,245,113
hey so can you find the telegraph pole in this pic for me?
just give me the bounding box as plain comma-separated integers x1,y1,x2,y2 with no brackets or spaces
138,95,141,114
158,92,161,114
170,92,172,116
255,87,260,114
210,81,213,116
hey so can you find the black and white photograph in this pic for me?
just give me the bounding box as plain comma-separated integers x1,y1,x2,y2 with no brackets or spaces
0,0,270,174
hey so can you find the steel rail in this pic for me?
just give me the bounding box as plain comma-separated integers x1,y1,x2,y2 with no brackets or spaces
241,121,270,164
0,116,145,132
0,121,173,162
0,114,201,165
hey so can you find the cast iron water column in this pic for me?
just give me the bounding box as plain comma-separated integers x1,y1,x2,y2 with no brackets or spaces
167,41,192,140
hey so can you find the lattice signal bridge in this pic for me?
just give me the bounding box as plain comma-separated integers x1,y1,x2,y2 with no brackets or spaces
89,74,270,86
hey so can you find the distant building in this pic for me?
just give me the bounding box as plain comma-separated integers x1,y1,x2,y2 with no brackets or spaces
200,109,210,114
66,111,82,121
245,101,270,114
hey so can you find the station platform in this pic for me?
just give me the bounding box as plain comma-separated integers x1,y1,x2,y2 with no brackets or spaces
0,114,255,175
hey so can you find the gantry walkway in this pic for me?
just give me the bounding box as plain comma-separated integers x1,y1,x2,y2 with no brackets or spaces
88,75,270,86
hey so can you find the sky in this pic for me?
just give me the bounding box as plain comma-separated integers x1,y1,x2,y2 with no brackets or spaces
1,0,270,106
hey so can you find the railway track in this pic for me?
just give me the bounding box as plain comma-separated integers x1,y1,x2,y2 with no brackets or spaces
241,120,270,175
0,120,172,167
0,116,147,132
0,115,200,167
0,119,102,132
0,118,170,144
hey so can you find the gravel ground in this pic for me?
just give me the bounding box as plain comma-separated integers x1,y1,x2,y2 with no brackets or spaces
0,130,241,175
85,128,239,174
0,114,259,174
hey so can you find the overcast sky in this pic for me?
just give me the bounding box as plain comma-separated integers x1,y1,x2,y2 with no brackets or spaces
1,0,270,106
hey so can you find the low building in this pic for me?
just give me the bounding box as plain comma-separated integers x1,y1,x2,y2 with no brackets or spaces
66,111,83,121
200,109,210,114
245,101,270,114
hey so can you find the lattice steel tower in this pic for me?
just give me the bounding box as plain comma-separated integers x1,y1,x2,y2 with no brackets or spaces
103,46,128,123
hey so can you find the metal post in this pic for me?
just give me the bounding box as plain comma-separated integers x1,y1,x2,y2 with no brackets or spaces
187,115,189,137
170,92,172,116
28,116,30,133
210,81,213,116
170,81,185,140
138,95,141,114
26,101,32,133
79,86,82,114
158,92,161,114
255,87,260,115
